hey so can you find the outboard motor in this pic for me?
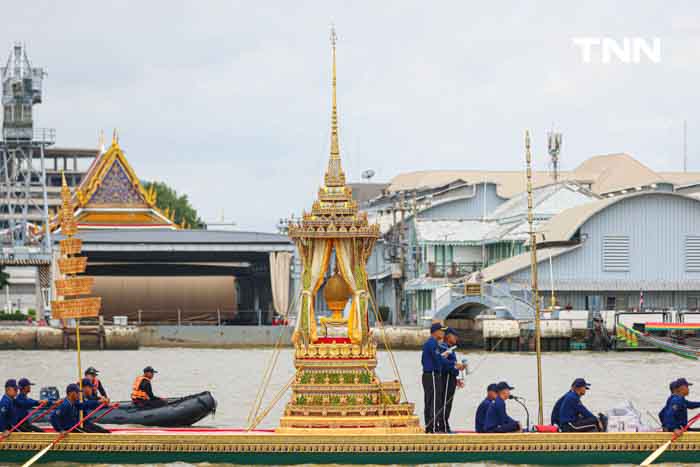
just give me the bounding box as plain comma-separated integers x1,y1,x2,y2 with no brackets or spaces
40,386,60,402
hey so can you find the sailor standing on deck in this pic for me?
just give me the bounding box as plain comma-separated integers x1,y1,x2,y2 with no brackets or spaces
422,323,451,433
439,327,464,433
13,378,45,432
0,379,18,436
660,378,700,434
484,381,521,433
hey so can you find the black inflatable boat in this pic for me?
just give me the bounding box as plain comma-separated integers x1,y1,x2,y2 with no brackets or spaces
31,390,217,427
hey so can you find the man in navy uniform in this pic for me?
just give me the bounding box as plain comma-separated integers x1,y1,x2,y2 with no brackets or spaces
13,378,45,432
484,381,520,433
51,384,106,434
475,383,498,433
422,323,450,433
0,379,18,436
558,378,605,432
439,327,463,433
79,379,110,433
660,378,700,434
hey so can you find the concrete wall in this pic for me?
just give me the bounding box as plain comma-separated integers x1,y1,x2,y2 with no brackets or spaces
1,266,41,313
138,325,426,349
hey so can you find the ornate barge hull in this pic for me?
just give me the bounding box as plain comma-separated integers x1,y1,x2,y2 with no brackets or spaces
2,431,700,465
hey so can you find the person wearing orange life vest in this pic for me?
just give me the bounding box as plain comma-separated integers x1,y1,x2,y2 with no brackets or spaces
83,367,107,399
131,366,166,408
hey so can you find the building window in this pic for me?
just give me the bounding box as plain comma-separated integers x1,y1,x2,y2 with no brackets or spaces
685,236,700,272
604,296,616,310
688,296,700,311
602,235,630,272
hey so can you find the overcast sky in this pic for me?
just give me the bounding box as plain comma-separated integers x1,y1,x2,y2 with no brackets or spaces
2,1,699,231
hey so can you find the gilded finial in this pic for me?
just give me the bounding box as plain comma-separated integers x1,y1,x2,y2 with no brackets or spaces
324,24,346,188
98,129,105,154
112,128,119,145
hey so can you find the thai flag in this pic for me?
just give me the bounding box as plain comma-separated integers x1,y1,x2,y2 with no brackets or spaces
639,290,644,311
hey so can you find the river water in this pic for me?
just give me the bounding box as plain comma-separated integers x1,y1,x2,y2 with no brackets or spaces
0,347,697,466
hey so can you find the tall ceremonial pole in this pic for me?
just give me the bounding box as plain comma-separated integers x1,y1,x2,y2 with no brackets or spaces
526,130,544,425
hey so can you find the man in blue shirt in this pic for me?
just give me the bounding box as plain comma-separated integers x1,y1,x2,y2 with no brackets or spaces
422,323,451,433
0,379,19,436
484,381,520,433
51,383,108,434
660,378,700,434
79,379,110,433
440,328,463,433
475,383,498,433
558,378,605,432
14,378,45,432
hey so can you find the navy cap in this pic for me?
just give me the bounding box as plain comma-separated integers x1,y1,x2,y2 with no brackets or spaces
5,379,18,389
445,327,458,337
66,383,80,394
80,378,93,388
143,366,158,374
84,367,99,376
17,378,34,388
430,323,446,334
670,380,679,391
496,381,514,391
572,378,591,389
676,378,693,388
487,383,498,392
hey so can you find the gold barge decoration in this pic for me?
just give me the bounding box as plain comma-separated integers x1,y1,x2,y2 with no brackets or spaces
2,431,700,465
280,26,419,433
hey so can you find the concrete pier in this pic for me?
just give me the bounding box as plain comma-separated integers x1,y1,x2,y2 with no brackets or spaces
138,325,429,349
0,326,140,350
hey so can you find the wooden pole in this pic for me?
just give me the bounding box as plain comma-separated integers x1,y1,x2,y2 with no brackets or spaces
76,318,83,425
526,130,544,425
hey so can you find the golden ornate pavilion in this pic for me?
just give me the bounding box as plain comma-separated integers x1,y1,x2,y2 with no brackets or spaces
278,29,420,433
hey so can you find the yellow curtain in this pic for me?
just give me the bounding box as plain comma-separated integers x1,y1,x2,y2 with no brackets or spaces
293,239,332,345
335,239,366,344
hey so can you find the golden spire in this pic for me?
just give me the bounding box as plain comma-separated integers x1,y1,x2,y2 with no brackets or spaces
324,24,345,188
112,128,119,146
98,129,105,154
60,171,77,237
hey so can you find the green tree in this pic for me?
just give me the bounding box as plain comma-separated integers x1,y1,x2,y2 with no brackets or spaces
142,180,204,229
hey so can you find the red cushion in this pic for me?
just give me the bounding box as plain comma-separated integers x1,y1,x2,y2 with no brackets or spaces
315,337,352,344
534,425,559,432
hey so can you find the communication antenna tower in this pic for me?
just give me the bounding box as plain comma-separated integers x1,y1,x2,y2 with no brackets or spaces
547,130,562,182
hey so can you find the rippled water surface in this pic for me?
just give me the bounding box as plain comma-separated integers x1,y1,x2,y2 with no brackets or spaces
0,347,698,466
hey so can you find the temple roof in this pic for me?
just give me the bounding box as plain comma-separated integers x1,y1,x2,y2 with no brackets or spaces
54,133,176,230
288,29,379,240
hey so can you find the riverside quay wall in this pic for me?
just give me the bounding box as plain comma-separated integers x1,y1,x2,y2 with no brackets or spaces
0,325,429,350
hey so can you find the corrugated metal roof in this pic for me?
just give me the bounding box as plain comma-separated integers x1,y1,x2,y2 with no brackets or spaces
414,219,492,244
478,245,582,282
54,229,292,245
388,153,699,197
536,192,700,244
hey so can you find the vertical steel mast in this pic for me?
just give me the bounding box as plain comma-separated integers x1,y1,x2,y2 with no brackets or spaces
526,130,544,425
0,43,54,251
